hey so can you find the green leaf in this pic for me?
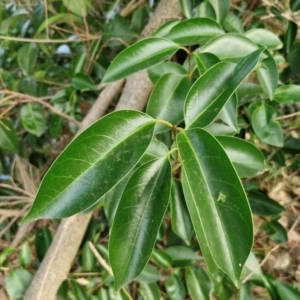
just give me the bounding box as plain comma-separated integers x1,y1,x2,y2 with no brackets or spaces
21,110,155,223
252,103,283,147
6,269,33,300
165,18,224,46
139,282,161,300
179,0,194,18
147,62,187,84
216,136,267,178
102,38,180,83
186,267,212,300
62,0,86,17
151,20,180,38
218,93,238,132
244,29,283,50
151,249,172,269
237,284,251,300
166,272,186,300
71,280,89,300
0,119,19,152
208,0,230,23
136,264,161,283
274,85,300,103
196,1,216,20
274,281,300,299
201,34,258,62
170,180,193,245
256,49,278,100
177,128,253,287
36,13,82,35
193,52,220,74
82,242,96,272
241,252,263,282
101,15,136,47
146,74,191,133
185,48,265,129
223,13,244,33
204,123,236,136
20,103,46,137
103,172,133,225
35,226,52,261
131,6,148,34
18,43,38,76
248,191,285,216
72,73,96,91
164,246,203,267
139,139,169,165
19,242,32,268
284,21,297,53
109,157,172,289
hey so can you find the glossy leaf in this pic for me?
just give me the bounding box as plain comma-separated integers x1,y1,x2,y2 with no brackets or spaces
136,264,161,283
186,267,212,300
166,272,186,300
193,52,220,74
21,110,156,223
274,85,300,103
196,1,216,20
147,62,186,84
248,191,285,216
223,13,244,33
185,48,265,129
19,242,32,268
201,34,258,62
139,139,169,165
6,269,33,300
139,282,161,300
256,49,278,100
147,74,191,133
275,281,300,299
170,180,193,245
179,0,194,18
164,246,202,267
72,73,96,91
151,249,172,269
0,119,19,152
151,20,180,38
20,103,46,137
177,128,253,287
102,38,180,83
82,242,96,272
165,18,224,46
204,123,236,136
218,94,238,132
252,103,283,147
216,136,267,178
109,157,171,289
244,29,283,50
208,0,230,23
35,226,52,261
18,43,38,76
103,172,133,225
284,21,297,53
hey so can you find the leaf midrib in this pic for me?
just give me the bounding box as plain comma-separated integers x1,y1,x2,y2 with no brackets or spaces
180,131,236,278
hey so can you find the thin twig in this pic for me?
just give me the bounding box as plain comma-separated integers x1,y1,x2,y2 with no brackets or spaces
0,183,33,197
87,242,133,300
2,90,81,127
275,111,300,120
0,36,100,43
242,213,300,283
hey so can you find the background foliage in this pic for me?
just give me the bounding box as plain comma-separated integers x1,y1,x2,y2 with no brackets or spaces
1,0,300,299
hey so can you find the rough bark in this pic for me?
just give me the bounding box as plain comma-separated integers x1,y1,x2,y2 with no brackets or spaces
23,1,181,299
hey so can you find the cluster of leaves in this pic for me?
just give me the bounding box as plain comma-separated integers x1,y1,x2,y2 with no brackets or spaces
1,0,300,299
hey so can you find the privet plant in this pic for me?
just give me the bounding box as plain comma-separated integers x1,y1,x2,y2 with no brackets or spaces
20,4,298,297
